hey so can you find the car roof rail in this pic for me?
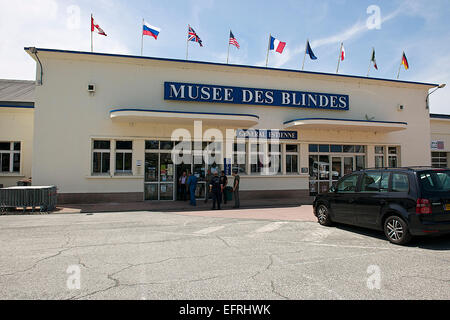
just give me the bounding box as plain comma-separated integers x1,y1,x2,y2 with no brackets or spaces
358,166,447,172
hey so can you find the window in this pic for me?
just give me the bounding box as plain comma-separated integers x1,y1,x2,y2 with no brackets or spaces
232,143,246,174
92,140,110,175
250,143,265,174
356,155,365,171
145,140,159,150
419,170,450,192
388,147,399,168
391,173,409,192
0,142,21,173
361,172,382,192
115,141,132,174
431,152,447,168
336,174,359,193
375,146,385,169
268,143,281,174
286,144,299,174
380,172,390,192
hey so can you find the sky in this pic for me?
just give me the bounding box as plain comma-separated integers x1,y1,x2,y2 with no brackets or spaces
0,0,449,114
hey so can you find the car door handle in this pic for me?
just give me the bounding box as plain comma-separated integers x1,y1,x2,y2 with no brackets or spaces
348,198,355,204
380,200,387,205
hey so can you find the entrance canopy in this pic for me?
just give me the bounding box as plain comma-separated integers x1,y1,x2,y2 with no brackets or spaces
283,117,407,132
110,108,259,127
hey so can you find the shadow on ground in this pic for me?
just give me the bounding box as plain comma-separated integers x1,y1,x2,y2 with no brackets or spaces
333,223,450,251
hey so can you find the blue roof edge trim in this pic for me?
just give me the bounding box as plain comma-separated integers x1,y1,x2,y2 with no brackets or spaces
283,118,407,125
0,104,34,109
430,113,450,119
24,47,439,88
110,108,260,119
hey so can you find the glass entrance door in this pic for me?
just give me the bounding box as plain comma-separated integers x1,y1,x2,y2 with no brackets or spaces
144,152,175,201
309,155,361,195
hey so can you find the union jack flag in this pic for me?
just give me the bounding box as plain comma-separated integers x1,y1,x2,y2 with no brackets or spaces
188,25,203,47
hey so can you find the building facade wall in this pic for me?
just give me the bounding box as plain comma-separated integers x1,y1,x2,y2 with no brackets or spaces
29,51,433,202
0,108,34,187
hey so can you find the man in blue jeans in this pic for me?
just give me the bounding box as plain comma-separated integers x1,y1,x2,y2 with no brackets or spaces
187,171,198,206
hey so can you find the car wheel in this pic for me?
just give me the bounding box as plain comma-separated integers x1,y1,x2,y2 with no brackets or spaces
316,204,333,226
384,215,412,245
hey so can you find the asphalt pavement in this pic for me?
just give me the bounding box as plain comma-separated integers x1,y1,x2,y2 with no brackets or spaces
0,208,449,300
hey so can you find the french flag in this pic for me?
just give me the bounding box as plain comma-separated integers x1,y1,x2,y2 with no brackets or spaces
143,21,160,40
269,36,286,54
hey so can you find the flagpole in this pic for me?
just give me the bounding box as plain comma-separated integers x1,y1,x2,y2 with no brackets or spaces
141,18,144,56
186,25,189,60
227,31,231,64
265,34,271,67
396,52,403,79
367,48,373,77
302,39,308,71
90,13,93,53
336,42,342,74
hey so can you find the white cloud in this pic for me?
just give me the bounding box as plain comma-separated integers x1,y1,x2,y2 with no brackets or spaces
0,0,131,80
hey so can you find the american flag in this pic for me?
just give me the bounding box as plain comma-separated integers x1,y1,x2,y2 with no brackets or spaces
229,30,240,49
188,25,203,47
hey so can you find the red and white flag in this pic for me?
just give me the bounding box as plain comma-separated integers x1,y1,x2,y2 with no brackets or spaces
91,15,107,36
340,43,345,61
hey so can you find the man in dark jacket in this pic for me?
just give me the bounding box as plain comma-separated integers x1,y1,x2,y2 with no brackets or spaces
209,171,223,210
219,170,228,204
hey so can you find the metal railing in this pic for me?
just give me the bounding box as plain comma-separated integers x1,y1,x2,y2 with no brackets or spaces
0,186,57,213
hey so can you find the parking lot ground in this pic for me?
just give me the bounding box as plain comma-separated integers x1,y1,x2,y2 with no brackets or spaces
0,208,449,300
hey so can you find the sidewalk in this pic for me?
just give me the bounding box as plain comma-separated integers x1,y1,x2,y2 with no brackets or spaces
53,198,316,221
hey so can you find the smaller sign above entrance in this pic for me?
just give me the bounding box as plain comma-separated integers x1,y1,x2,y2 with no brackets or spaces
236,129,298,140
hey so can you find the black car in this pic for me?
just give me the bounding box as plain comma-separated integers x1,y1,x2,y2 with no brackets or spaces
313,167,450,245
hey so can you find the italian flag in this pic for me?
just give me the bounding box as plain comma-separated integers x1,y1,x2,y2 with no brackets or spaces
371,48,378,70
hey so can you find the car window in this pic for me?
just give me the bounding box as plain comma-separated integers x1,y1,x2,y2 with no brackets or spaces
418,170,450,192
336,174,359,193
391,173,409,192
361,172,382,192
380,172,390,192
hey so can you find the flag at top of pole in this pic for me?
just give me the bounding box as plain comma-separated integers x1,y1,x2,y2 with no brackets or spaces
90,14,107,52
336,42,345,73
367,47,378,77
265,34,286,67
397,51,409,79
186,25,203,60
143,21,160,39
141,20,161,56
227,30,240,64
302,40,317,70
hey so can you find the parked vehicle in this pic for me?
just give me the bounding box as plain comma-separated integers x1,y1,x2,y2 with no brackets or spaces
313,167,450,245
312,161,340,179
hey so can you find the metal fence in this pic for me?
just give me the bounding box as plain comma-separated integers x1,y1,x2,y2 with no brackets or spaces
0,186,57,213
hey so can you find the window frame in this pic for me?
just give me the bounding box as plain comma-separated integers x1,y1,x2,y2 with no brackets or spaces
92,140,111,175
115,140,133,175
0,141,21,174
285,143,299,174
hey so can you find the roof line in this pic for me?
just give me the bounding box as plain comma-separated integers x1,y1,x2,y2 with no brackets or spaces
25,47,439,88
283,117,407,125
430,113,450,119
110,108,260,119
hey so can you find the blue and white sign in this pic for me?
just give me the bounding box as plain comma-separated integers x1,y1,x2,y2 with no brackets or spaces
236,129,298,140
164,82,349,110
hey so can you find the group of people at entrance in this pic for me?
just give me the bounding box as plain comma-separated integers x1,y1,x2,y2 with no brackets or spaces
178,169,240,209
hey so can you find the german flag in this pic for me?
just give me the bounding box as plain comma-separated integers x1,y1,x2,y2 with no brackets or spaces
401,52,409,70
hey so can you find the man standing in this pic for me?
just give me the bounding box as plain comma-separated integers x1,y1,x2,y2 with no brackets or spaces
219,170,228,205
178,171,187,201
232,169,240,208
209,171,223,210
187,171,198,206
204,169,212,203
